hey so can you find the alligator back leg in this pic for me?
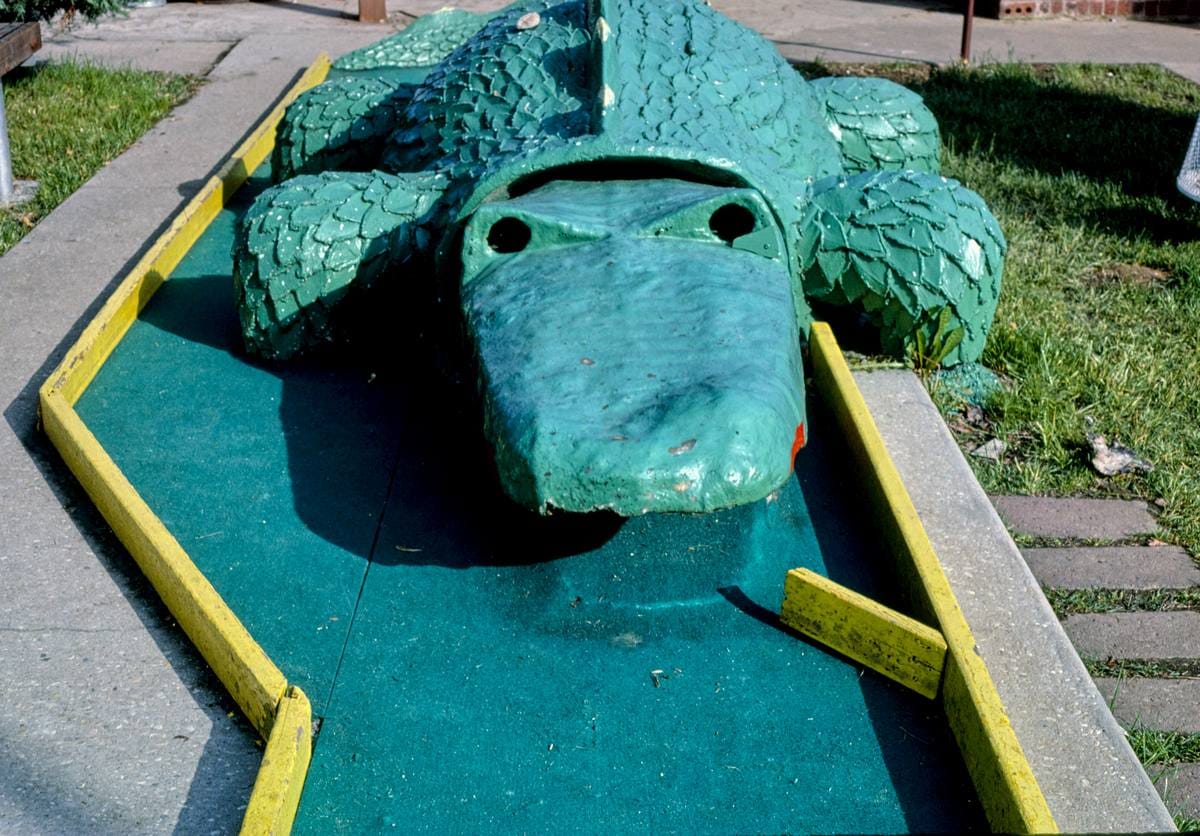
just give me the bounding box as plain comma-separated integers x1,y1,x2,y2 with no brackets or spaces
233,170,448,359
273,75,418,182
274,6,511,181
797,170,1005,366
333,7,502,72
810,76,942,175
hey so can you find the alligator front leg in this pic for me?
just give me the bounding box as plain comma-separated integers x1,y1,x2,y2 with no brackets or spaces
233,170,447,359
274,6,512,180
797,170,1006,366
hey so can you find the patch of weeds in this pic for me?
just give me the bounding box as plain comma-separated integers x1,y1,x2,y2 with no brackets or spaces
909,307,965,373
1085,658,1200,679
1011,533,1160,549
1046,587,1200,616
0,60,199,258
794,60,934,87
1156,763,1200,832
1128,728,1200,766
1176,812,1200,832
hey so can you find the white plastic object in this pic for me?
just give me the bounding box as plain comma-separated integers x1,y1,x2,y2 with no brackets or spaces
1178,114,1200,203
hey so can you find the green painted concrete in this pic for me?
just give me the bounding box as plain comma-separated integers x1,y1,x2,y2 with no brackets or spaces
77,162,983,832
233,0,1007,518
462,179,803,514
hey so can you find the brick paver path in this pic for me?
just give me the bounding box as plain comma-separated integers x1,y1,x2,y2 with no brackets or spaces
993,495,1200,823
992,495,1159,541
1022,546,1200,591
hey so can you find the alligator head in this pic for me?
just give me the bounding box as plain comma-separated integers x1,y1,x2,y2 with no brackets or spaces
459,178,806,516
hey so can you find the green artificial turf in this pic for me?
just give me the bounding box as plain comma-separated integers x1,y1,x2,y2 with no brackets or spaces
800,61,1200,559
0,59,196,257
76,163,983,833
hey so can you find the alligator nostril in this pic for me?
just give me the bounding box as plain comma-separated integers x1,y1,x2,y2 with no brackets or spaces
709,203,757,245
487,217,531,253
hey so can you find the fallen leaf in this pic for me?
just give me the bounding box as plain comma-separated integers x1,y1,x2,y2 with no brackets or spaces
970,438,1006,461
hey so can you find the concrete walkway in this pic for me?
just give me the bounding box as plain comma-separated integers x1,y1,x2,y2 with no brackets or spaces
1,0,1195,832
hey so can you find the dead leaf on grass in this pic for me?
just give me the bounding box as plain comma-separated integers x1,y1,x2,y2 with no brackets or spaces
971,438,1006,461
1088,433,1153,476
1085,263,1170,287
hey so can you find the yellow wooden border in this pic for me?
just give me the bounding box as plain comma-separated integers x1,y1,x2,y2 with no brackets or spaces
781,567,947,700
241,687,313,836
809,322,1057,834
37,54,331,834
40,391,289,734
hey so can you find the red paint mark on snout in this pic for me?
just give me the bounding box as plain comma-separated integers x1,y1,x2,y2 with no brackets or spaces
791,422,807,462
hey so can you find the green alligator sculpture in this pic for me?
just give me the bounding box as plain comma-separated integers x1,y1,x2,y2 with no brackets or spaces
232,0,1005,516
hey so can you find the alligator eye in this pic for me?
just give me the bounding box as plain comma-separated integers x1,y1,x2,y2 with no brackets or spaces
709,204,757,244
487,217,531,253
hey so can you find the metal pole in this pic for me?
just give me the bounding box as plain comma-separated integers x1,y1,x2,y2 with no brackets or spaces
0,79,13,203
960,0,976,64
358,0,386,23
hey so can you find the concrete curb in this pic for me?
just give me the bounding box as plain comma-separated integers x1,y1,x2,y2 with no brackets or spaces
854,369,1175,832
0,31,379,834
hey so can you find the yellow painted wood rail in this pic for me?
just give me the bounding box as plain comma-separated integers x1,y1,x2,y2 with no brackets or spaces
807,322,1058,834
38,55,332,836
781,568,947,699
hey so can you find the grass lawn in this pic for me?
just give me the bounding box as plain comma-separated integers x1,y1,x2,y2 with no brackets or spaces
0,60,197,258
801,61,1200,556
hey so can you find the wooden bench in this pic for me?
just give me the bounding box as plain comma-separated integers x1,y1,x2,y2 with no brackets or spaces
0,22,42,205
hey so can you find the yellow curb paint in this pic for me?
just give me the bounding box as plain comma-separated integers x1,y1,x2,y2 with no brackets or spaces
808,322,1057,834
241,687,313,836
41,389,288,735
37,55,332,834
781,567,947,700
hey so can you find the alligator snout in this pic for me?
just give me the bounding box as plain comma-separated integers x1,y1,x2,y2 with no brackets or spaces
460,178,807,515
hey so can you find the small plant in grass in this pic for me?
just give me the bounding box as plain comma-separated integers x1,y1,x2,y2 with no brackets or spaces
1,0,123,23
1046,587,1200,616
1176,812,1200,832
908,306,966,373
1130,740,1200,832
1085,658,1200,679
1128,728,1200,766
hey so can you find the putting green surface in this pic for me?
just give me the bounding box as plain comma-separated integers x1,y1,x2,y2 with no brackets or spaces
76,166,983,833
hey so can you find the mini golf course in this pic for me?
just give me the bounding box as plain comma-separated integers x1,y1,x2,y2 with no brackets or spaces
73,162,983,833
36,59,1057,833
